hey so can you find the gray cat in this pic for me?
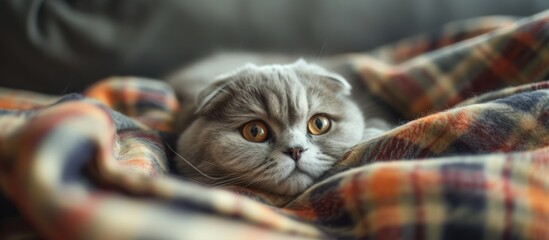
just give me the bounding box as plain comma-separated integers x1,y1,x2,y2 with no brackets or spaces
168,53,388,196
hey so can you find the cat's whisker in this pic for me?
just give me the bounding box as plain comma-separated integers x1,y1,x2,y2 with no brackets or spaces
316,39,328,60
176,172,242,188
201,161,220,167
212,179,248,188
184,171,238,177
165,143,225,180
210,175,247,186
208,170,254,186
316,152,336,161
184,174,238,182
171,175,212,186
185,174,238,179
213,163,270,189
316,157,335,162
320,151,340,160
242,175,265,188
236,172,267,189
211,177,251,188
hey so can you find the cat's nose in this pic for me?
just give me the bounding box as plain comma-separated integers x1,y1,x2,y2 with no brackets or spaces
283,147,305,161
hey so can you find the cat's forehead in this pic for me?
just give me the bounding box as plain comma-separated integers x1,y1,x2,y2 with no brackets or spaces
231,62,343,95
216,67,344,125
224,70,308,125
197,61,350,128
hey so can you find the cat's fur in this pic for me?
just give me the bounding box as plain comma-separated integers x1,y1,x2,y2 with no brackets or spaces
168,53,387,196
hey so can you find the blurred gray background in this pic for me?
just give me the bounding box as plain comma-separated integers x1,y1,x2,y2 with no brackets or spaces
1,0,548,94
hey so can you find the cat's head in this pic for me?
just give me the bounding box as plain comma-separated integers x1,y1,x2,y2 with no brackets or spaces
175,60,364,196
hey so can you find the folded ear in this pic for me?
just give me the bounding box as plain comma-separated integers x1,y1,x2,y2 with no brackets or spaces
195,79,229,114
317,71,352,96
292,59,352,95
194,63,258,115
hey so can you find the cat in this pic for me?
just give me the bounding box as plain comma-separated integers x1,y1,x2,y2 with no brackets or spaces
168,53,390,196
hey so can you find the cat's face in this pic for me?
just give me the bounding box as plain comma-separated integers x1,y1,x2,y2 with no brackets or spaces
175,60,364,196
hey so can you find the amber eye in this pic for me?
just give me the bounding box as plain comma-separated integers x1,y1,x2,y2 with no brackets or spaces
241,121,269,142
308,114,332,135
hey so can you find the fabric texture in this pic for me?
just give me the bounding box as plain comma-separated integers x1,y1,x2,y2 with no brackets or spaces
1,10,549,240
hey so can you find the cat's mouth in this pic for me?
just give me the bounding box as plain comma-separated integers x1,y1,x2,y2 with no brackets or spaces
277,160,314,180
270,169,314,196
289,164,316,180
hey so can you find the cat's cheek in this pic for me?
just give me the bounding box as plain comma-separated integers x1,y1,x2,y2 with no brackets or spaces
328,117,364,145
211,132,271,169
310,131,346,154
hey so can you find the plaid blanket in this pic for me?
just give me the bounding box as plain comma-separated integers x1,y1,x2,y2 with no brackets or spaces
1,10,549,240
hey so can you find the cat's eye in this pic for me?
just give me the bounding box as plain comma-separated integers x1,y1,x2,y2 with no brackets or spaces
308,114,332,135
241,121,269,142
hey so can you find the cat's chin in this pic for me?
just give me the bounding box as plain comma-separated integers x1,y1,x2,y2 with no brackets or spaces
263,171,315,196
